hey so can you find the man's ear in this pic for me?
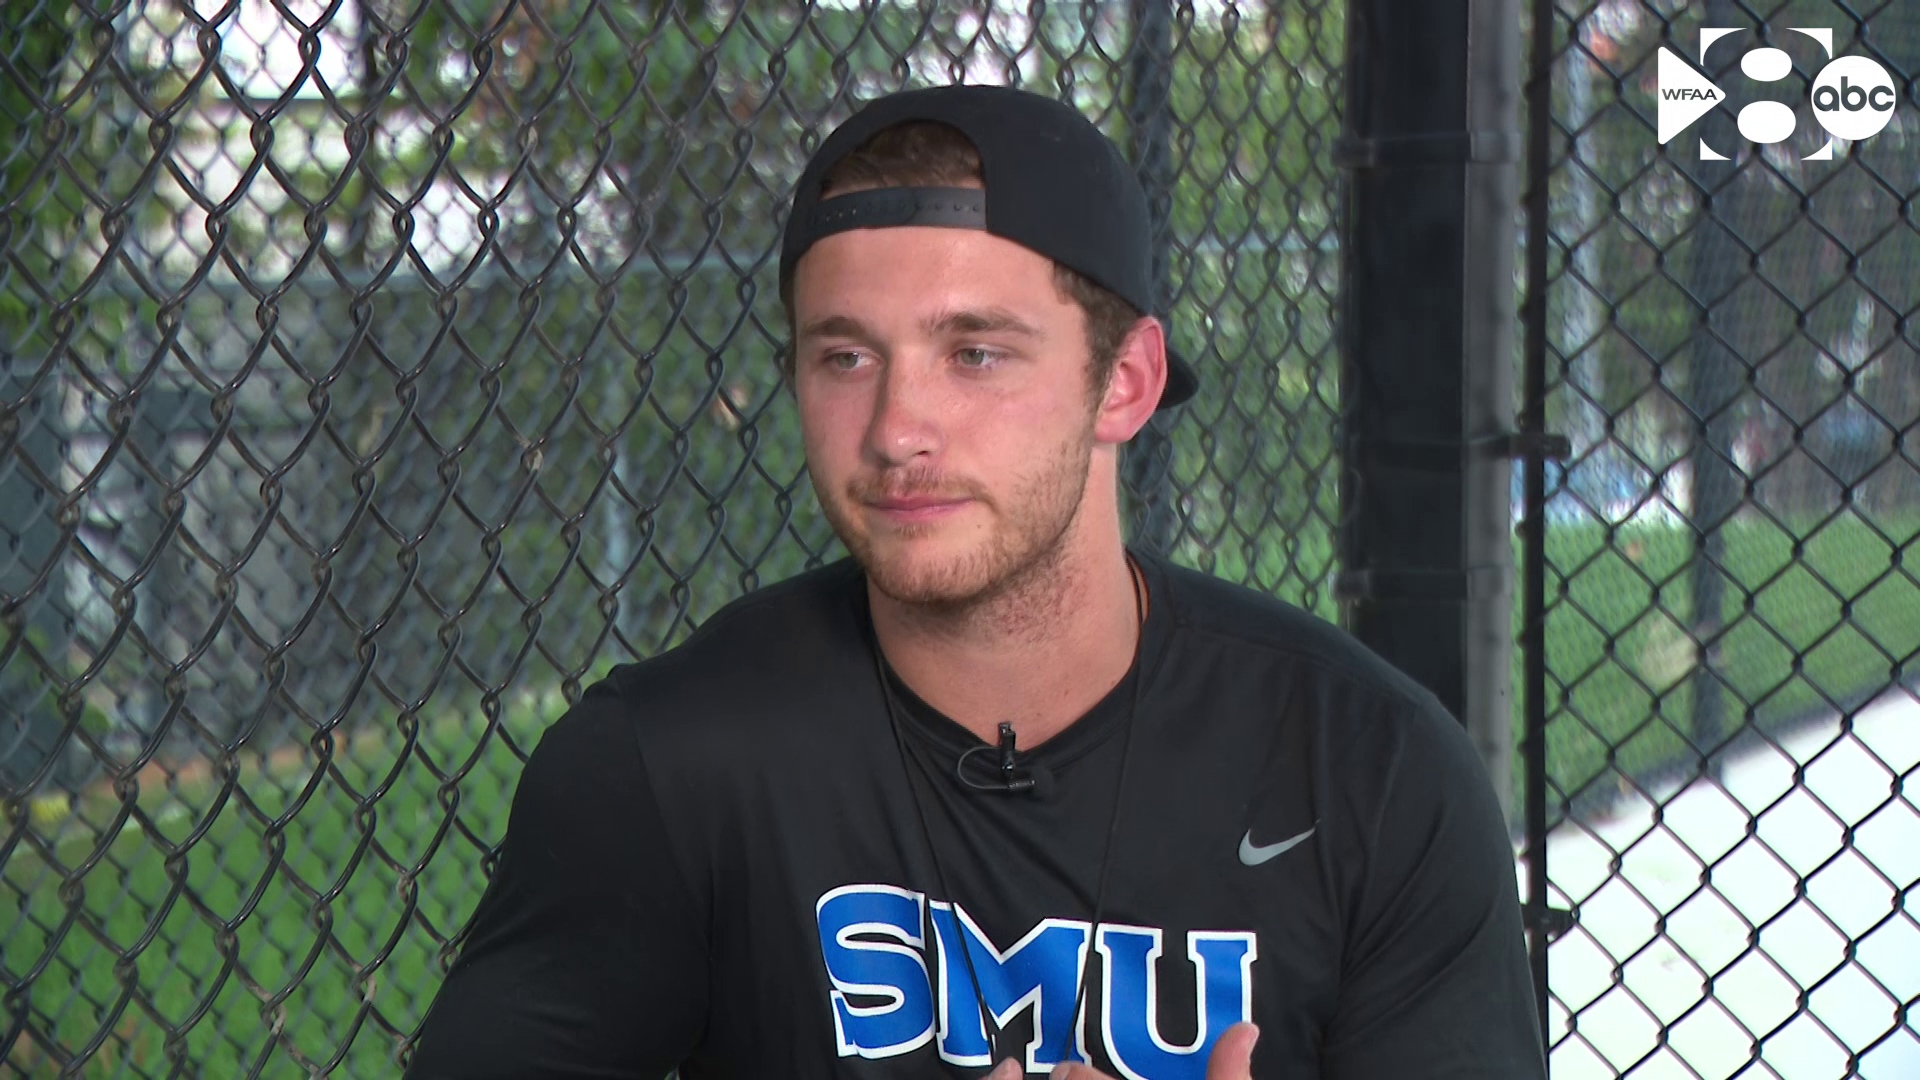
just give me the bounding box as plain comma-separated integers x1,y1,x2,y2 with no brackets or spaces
1094,314,1168,445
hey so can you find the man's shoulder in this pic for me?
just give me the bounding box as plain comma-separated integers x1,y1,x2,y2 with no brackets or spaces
591,556,870,729
1155,559,1500,840
647,555,865,663
1155,555,1440,717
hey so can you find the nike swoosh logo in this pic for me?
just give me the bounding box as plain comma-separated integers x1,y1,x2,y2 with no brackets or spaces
1239,826,1315,865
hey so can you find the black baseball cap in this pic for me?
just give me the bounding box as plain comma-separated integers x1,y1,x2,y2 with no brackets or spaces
779,85,1198,411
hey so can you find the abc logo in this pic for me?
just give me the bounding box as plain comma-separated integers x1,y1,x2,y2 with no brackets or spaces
1658,27,1903,159
1810,55,1897,141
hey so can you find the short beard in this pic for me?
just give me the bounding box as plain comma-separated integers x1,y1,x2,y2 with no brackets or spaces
818,415,1097,619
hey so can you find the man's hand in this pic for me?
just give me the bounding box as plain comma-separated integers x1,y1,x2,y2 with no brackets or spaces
984,1023,1260,1080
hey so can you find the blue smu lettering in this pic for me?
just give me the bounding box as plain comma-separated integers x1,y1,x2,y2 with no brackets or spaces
815,884,1256,1071
816,885,936,1057
929,903,1090,1069
1099,926,1259,1080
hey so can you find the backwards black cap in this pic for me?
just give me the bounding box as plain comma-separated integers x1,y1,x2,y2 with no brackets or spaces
780,85,1198,411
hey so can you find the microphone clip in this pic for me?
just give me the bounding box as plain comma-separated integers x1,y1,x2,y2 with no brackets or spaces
994,721,1030,792
956,722,1047,796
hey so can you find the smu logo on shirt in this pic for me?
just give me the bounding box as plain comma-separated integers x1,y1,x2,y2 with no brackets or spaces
815,884,1257,1078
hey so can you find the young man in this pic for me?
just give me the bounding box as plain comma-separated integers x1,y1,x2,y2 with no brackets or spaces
405,86,1545,1079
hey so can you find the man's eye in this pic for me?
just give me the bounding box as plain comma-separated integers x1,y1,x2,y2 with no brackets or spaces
954,347,1000,368
823,350,867,370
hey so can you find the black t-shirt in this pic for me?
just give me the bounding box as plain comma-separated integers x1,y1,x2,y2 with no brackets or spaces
406,550,1546,1078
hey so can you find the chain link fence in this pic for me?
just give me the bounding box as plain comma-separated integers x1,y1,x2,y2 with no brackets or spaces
1526,1,1920,1076
1,1,1347,1073
12,0,1915,1076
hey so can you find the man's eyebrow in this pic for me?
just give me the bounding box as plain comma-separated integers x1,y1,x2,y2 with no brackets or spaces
796,309,1045,341
923,308,1043,338
796,314,869,341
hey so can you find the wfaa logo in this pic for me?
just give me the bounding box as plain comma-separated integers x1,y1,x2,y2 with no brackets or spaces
1658,28,1899,160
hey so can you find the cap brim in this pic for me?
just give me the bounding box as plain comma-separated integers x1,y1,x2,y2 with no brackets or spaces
1157,348,1198,411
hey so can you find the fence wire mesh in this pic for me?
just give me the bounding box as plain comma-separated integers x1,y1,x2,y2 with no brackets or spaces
0,1,1347,1073
1527,1,1920,1077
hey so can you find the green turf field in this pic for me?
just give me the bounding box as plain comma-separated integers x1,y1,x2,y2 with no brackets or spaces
4,512,1914,1075
2,695,563,1077
1535,511,1919,811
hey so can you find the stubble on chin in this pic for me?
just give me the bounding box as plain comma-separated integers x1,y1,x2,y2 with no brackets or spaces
817,427,1096,618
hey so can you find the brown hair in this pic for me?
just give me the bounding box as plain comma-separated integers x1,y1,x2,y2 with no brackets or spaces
782,121,1143,403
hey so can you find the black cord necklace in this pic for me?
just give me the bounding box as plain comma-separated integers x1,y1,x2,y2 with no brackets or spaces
870,553,1148,1073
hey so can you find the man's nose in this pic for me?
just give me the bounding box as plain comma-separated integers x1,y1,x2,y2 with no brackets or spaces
865,357,946,466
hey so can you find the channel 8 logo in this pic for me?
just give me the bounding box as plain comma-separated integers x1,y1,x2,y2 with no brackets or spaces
1657,27,1899,160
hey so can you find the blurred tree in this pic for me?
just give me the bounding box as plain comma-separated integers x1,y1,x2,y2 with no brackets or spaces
1,0,81,792
1,0,72,347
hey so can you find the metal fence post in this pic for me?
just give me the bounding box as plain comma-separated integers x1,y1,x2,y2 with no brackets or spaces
1334,0,1524,816
1678,1,1755,776
1518,0,1556,1036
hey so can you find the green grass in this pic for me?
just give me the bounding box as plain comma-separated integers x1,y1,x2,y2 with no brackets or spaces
1,691,565,1078
4,512,1915,1075
1528,509,1920,812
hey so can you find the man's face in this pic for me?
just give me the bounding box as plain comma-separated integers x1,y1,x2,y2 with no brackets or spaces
790,221,1103,607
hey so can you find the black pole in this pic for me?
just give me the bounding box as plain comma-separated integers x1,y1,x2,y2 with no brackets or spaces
1123,0,1177,556
1334,0,1522,814
1679,4,1753,777
1520,0,1554,1039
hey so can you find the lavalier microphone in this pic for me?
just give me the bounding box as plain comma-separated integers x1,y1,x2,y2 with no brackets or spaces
955,721,1053,798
